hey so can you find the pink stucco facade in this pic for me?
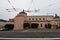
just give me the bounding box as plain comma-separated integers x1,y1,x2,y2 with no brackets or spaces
6,10,60,30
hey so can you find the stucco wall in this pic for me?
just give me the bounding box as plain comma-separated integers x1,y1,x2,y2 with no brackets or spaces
6,11,60,30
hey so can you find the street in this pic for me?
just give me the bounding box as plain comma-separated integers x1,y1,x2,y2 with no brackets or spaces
0,29,60,38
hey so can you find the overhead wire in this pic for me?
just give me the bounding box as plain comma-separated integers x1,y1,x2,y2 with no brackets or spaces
27,0,33,11
27,0,40,13
8,0,16,11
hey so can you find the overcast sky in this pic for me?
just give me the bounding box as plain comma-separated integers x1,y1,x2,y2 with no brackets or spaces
0,0,60,20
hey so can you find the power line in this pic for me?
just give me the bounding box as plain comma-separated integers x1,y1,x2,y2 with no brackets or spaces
8,0,16,11
26,0,40,13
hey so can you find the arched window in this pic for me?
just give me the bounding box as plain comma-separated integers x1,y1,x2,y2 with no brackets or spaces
43,18,45,20
41,24,42,27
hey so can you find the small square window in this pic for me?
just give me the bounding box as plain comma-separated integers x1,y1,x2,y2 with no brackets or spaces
36,18,37,20
43,18,45,20
32,18,34,20
29,18,31,20
39,18,41,20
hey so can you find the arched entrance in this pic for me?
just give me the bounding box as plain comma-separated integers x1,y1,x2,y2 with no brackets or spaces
4,24,14,30
45,23,52,29
31,23,39,29
23,23,30,29
23,23,39,29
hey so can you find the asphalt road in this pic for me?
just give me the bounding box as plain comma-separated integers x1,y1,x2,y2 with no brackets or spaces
0,38,55,40
0,29,60,38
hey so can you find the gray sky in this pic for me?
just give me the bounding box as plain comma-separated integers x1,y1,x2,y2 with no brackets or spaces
0,0,60,20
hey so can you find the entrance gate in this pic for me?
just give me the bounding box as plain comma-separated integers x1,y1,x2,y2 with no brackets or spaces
23,23,39,29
